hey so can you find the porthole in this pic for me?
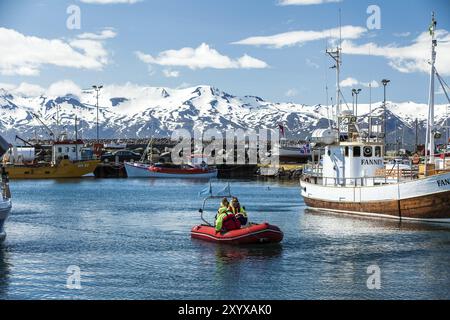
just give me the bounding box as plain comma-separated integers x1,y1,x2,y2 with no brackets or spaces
363,146,373,157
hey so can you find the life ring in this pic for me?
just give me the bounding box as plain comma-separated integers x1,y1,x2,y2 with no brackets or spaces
412,153,420,165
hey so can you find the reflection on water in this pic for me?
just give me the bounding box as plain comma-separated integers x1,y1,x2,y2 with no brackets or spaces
0,244,10,297
2,179,450,299
304,208,450,233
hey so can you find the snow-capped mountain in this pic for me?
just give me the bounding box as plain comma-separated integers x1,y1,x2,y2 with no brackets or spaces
0,85,448,148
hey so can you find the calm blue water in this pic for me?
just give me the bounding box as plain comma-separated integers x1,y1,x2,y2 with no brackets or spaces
1,178,450,300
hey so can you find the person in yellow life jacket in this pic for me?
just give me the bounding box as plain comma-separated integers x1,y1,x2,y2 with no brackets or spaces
229,197,248,226
215,198,241,233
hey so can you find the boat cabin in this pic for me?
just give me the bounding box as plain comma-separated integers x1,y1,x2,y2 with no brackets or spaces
308,112,386,187
52,140,88,163
321,143,384,187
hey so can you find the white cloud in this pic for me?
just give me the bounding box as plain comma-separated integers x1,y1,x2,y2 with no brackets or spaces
136,43,268,70
306,58,320,69
340,77,379,88
0,83,16,91
278,0,342,5
232,25,366,48
47,80,82,97
342,29,450,76
0,27,110,76
77,29,117,40
393,32,411,38
340,77,359,88
12,83,46,96
162,69,180,78
0,80,82,97
285,88,298,97
79,0,141,4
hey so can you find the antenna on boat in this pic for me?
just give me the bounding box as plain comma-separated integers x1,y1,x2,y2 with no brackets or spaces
326,85,332,129
326,9,343,124
425,11,437,169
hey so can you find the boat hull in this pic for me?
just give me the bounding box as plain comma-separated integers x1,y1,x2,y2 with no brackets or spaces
191,223,284,245
0,199,11,242
5,159,99,179
279,147,311,162
125,162,218,179
301,172,450,223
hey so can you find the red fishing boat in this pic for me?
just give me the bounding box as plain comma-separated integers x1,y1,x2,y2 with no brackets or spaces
125,162,218,178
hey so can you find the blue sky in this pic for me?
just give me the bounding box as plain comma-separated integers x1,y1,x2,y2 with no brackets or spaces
0,0,449,105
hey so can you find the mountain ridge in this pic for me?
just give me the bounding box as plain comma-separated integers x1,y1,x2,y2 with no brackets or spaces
0,84,448,148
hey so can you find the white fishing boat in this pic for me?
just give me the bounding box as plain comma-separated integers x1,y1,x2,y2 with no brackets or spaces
300,13,450,223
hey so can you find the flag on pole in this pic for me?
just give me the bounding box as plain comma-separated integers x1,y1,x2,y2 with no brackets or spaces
278,124,285,138
199,181,212,196
216,183,231,197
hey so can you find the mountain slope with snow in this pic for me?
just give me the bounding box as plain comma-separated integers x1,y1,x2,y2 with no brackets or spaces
0,85,448,147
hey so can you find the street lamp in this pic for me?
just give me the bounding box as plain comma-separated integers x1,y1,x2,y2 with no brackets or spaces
352,88,362,117
381,79,390,145
92,85,103,142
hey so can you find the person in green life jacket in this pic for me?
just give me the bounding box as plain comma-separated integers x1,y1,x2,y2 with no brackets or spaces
229,197,248,226
215,198,241,233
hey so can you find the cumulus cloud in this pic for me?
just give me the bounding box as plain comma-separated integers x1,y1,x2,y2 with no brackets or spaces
47,80,82,97
0,83,16,91
77,29,117,40
342,29,450,76
340,77,359,88
278,0,342,5
232,25,366,49
136,43,268,70
340,77,379,88
0,27,110,76
10,83,46,96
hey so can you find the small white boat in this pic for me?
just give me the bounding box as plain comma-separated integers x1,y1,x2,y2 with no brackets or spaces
125,162,218,179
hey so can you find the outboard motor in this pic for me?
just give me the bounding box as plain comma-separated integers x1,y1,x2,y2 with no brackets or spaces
0,135,10,158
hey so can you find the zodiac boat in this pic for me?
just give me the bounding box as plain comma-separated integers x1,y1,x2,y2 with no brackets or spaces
191,187,283,245
191,223,283,245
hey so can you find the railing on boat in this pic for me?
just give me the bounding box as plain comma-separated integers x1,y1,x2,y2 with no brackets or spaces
302,165,420,187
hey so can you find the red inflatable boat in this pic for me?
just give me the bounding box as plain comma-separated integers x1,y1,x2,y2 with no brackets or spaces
191,223,283,245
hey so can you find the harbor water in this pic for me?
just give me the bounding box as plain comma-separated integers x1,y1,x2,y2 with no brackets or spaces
1,179,450,300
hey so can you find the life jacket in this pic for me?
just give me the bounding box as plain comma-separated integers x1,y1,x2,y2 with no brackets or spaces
229,205,247,218
222,213,241,232
229,205,240,215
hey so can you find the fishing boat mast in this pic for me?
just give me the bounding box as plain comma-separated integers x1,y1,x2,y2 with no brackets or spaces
425,12,437,170
326,18,342,124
